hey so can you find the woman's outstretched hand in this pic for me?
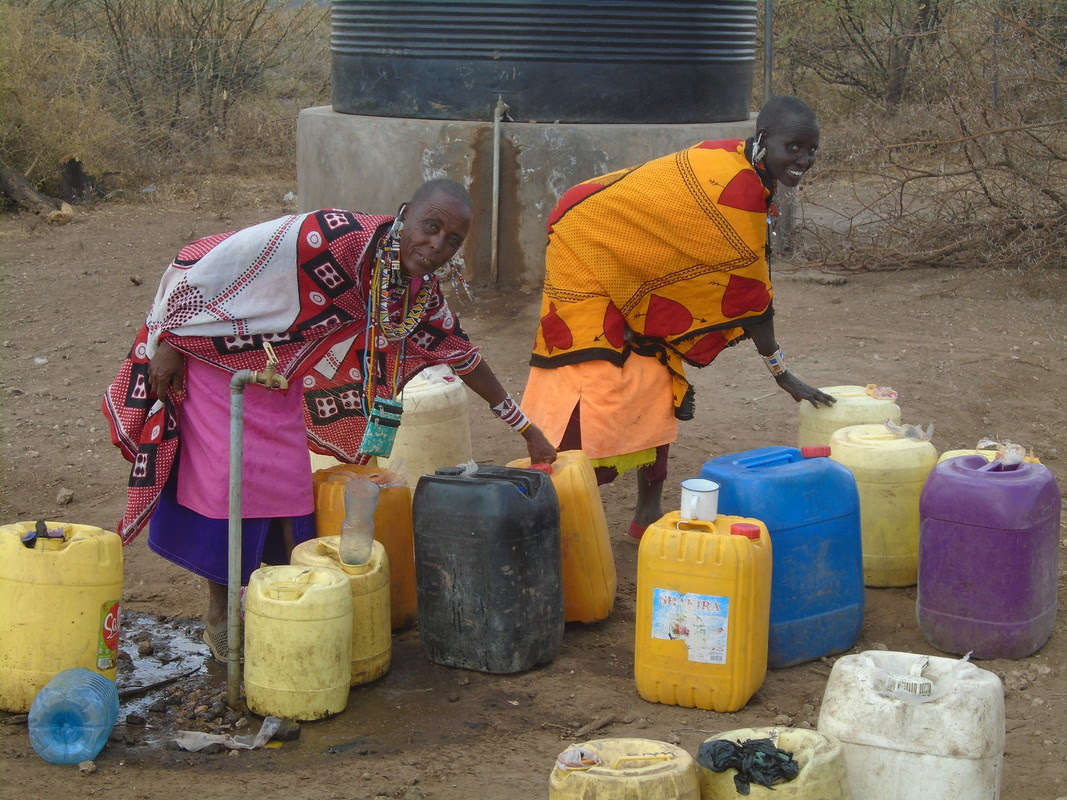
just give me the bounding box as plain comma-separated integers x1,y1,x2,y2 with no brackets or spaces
523,425,558,465
775,372,836,407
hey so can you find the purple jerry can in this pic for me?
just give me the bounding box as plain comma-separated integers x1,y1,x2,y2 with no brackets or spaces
917,455,1061,659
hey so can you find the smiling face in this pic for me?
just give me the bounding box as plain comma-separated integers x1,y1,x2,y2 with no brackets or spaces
759,114,820,188
398,189,471,278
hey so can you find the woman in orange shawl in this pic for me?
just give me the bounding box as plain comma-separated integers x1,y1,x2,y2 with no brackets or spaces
522,96,836,539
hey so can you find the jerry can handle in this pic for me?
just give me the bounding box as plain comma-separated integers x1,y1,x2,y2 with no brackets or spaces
734,448,798,469
674,519,717,532
609,753,675,770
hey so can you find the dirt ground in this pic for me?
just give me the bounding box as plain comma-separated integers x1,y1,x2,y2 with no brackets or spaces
1,194,1065,799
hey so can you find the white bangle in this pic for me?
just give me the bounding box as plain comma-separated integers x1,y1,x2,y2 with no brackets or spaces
491,394,532,434
762,348,787,377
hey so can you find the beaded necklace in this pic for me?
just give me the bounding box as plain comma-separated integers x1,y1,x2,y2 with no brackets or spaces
360,219,433,415
373,225,433,341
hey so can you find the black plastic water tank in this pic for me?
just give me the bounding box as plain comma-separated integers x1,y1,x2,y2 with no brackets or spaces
331,0,758,123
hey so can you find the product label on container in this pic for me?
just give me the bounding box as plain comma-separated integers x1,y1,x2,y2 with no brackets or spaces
97,600,121,670
651,588,729,664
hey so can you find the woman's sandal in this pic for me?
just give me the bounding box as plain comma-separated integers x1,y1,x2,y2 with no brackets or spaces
626,521,647,543
203,623,240,663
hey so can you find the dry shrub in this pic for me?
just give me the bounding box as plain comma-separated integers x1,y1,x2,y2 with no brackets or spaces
1,0,328,198
0,2,139,195
773,0,1065,275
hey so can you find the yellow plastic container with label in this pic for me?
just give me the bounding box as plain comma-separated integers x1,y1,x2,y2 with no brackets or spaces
829,424,938,587
290,537,391,686
549,738,700,800
244,565,352,721
0,521,123,713
380,364,472,488
508,450,617,623
635,512,771,713
698,727,850,799
313,463,416,630
798,385,902,448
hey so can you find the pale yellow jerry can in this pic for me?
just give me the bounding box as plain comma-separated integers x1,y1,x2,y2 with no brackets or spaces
829,424,938,587
244,565,352,721
290,536,391,686
0,521,123,713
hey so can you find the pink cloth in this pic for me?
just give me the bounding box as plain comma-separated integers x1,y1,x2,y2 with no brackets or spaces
176,357,313,520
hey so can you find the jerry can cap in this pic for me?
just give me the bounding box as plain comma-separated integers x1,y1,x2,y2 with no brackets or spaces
730,523,762,540
526,462,554,475
801,445,832,458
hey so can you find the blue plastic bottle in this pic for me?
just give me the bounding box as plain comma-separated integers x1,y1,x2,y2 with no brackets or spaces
28,667,119,764
700,446,865,668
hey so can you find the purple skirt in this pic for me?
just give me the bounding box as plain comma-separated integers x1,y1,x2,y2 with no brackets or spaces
148,473,316,585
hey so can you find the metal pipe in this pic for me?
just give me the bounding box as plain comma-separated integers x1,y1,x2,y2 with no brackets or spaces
227,369,252,706
489,94,509,287
226,343,287,707
763,0,773,103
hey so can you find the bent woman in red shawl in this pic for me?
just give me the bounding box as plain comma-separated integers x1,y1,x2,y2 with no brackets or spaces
104,178,555,660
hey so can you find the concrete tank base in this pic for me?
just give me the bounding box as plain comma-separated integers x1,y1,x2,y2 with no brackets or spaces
297,106,755,290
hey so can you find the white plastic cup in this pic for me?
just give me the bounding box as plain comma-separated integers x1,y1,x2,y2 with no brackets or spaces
680,478,719,521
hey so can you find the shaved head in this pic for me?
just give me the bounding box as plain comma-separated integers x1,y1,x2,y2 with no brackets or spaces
756,95,817,133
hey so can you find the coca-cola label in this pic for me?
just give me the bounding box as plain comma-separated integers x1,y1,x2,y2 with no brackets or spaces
97,600,121,669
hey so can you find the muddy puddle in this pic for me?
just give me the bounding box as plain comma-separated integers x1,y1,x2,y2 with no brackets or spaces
110,611,533,760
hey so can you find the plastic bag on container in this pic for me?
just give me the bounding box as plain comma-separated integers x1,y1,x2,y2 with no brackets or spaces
456,459,479,478
697,737,799,795
555,744,601,772
875,652,973,705
976,438,1034,465
865,384,899,400
884,419,934,441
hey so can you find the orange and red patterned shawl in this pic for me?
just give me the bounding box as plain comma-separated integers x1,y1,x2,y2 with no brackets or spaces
531,139,774,406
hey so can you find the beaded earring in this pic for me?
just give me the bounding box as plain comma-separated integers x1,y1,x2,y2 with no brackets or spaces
751,132,767,166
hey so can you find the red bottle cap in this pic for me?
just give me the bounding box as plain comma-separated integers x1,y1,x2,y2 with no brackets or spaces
730,523,762,540
801,445,832,458
526,462,554,475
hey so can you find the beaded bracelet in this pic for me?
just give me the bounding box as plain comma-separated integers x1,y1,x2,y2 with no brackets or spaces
762,347,787,377
491,394,533,435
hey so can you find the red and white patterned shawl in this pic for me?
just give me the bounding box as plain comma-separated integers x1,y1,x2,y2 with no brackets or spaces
102,209,480,543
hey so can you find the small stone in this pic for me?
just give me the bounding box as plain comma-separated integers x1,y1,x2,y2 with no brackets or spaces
200,743,225,755
77,760,97,773
136,639,154,656
773,714,794,726
271,718,301,742
148,699,167,713
56,487,74,505
126,713,147,726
